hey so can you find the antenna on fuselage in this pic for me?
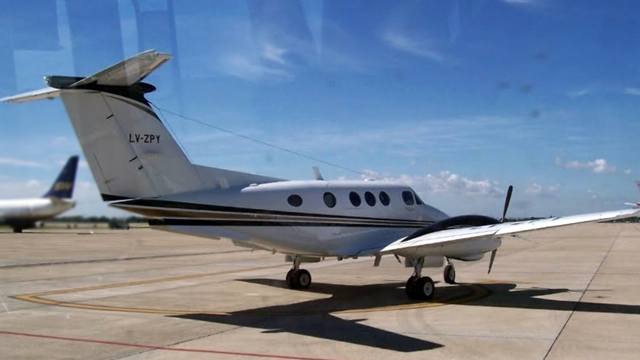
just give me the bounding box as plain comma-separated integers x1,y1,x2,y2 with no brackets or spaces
312,166,324,181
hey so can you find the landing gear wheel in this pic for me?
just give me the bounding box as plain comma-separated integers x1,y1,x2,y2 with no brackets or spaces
444,264,456,284
285,269,312,289
296,269,312,289
405,276,435,300
415,276,435,300
285,269,296,289
405,275,418,297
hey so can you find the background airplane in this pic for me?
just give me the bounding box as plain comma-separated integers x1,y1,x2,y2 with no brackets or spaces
0,156,78,233
2,51,637,300
625,180,640,207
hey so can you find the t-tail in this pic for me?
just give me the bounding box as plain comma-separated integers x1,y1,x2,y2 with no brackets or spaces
43,155,78,199
1,50,279,202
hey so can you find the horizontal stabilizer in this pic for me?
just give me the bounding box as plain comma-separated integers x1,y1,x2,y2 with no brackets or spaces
69,49,170,87
0,87,60,103
0,50,169,105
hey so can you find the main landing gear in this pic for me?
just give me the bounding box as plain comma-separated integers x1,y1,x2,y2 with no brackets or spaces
405,257,458,300
285,256,312,289
405,257,435,300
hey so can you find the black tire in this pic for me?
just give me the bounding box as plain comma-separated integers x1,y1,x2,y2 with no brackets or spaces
13,228,22,233
444,264,456,284
285,269,297,289
296,269,312,289
405,275,418,298
415,276,435,300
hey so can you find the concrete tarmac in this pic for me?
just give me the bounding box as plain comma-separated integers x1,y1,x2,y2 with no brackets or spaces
1,223,639,359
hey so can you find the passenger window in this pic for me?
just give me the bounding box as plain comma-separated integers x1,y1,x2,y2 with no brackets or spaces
365,191,376,206
364,191,376,206
413,192,424,205
379,191,390,206
349,191,361,207
287,194,303,207
323,192,336,208
402,191,415,206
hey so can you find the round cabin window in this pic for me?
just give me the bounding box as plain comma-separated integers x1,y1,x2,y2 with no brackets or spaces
323,192,336,208
287,194,303,207
349,191,361,207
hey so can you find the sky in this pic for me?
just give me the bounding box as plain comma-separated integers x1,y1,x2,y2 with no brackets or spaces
0,0,639,218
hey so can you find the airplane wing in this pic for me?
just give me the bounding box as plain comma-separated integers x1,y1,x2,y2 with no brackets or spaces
381,208,640,258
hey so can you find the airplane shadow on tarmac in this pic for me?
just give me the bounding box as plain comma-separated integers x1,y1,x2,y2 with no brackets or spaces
174,279,640,352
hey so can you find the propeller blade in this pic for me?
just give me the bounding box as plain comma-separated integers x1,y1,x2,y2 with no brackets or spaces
501,185,513,222
488,249,497,274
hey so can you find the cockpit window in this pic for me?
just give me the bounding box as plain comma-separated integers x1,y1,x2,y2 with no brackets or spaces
287,194,303,207
402,191,415,206
379,191,390,206
413,192,424,205
323,192,336,208
349,191,361,207
364,191,376,206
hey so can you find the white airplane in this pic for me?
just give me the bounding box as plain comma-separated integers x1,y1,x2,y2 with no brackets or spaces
625,180,640,207
2,51,637,300
0,156,78,233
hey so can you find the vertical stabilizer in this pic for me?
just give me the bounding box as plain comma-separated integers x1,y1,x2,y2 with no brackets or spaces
1,50,279,201
59,88,202,200
43,155,79,199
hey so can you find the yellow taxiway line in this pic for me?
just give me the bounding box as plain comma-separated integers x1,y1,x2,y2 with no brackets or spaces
14,264,490,315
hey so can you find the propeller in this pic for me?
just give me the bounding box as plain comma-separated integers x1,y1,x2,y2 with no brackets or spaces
488,249,498,274
501,185,513,223
489,185,513,274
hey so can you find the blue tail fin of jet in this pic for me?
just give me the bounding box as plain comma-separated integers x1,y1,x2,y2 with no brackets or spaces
43,156,79,199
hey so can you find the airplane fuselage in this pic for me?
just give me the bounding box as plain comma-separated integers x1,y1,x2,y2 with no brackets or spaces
112,180,449,256
0,198,75,229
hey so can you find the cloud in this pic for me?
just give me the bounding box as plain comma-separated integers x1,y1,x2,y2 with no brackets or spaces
0,158,49,168
362,170,505,198
555,157,616,174
382,32,448,63
25,179,41,189
525,182,560,198
275,116,538,156
624,169,632,175
261,43,289,66
499,0,536,5
219,54,294,82
565,88,591,98
54,136,68,144
623,87,640,96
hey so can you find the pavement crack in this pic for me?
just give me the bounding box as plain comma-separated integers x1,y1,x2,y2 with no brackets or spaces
542,230,621,359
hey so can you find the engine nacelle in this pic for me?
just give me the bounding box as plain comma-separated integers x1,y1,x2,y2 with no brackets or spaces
402,215,500,242
450,253,485,261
